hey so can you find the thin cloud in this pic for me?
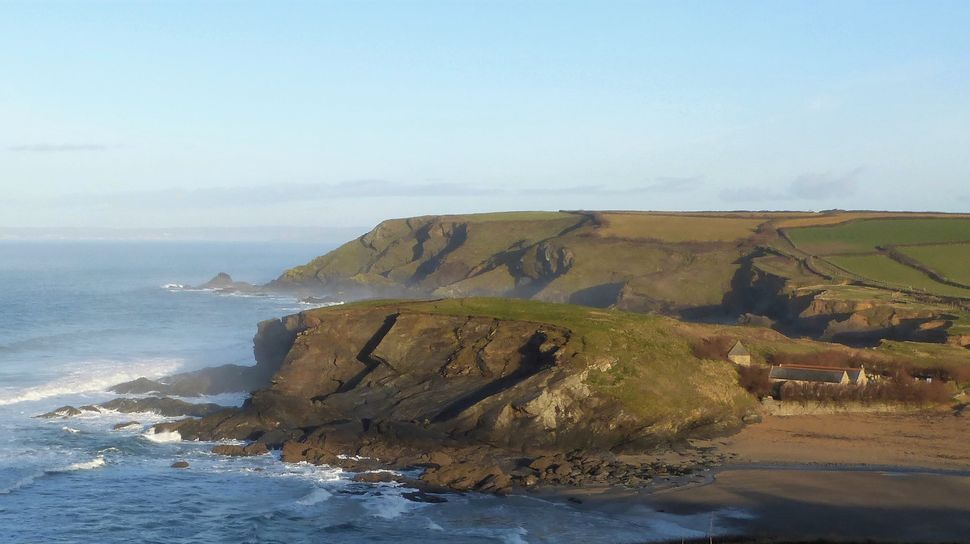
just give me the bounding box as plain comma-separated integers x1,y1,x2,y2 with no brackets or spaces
47,180,502,209
789,167,864,200
47,176,704,208
521,176,702,196
8,143,111,153
643,176,703,193
720,167,864,203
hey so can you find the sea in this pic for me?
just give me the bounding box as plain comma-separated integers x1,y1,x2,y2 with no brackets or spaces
0,241,736,543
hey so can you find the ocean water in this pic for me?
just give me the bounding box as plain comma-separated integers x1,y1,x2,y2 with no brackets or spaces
0,241,731,543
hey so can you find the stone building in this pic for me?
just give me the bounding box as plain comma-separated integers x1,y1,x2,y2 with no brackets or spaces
727,341,752,366
768,364,868,386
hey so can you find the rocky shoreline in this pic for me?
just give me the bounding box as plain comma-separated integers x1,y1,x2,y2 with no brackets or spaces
135,298,763,501
36,393,732,500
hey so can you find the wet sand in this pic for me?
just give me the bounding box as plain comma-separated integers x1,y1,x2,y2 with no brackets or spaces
704,411,970,469
534,412,970,542
645,468,970,542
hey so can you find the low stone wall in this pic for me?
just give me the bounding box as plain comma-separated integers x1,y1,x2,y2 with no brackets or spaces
761,398,913,416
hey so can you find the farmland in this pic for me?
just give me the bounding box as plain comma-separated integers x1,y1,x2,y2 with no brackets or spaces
783,218,970,300
785,218,970,255
897,243,970,287
826,254,970,298
593,212,767,242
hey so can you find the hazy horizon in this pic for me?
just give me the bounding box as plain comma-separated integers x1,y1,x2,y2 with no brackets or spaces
3,1,968,229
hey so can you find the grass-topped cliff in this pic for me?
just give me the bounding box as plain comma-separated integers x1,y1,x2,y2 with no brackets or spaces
158,297,968,494
273,210,774,312
271,210,970,347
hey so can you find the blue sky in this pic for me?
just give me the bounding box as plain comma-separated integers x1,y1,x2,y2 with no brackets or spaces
2,1,968,230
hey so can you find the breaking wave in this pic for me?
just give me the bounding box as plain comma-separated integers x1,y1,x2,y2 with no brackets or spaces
0,358,183,406
142,428,182,443
62,455,106,472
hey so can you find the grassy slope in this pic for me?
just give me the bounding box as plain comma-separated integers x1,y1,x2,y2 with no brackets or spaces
593,212,765,242
277,211,769,311
786,218,970,255
279,211,970,339
783,218,970,300
827,254,970,298
898,243,970,286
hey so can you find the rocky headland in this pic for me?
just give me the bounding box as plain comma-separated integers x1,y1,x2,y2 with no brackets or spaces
143,296,964,498
152,298,762,495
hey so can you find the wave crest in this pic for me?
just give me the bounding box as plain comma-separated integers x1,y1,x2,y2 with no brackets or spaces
0,358,183,406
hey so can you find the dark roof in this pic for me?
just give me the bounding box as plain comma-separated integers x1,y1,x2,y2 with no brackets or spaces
769,366,848,384
778,364,866,384
727,341,749,357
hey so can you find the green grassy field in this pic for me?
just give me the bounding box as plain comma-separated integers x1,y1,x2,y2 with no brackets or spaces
877,340,970,378
440,211,578,223
782,218,970,299
786,218,970,255
826,254,970,298
595,212,766,242
897,243,970,286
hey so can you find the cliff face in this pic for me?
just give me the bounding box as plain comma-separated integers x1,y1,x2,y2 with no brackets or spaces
266,211,970,347
162,299,757,455
268,212,753,315
156,298,970,493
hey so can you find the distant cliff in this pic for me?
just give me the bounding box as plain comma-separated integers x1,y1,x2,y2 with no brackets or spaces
269,211,762,314
267,211,970,346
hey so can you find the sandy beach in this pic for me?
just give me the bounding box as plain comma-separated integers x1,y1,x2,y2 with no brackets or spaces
661,411,970,542
531,411,970,542
705,410,970,470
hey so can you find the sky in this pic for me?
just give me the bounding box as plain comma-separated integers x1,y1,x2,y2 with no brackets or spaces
2,0,969,233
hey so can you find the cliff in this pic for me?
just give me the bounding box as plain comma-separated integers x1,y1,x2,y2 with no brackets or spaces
268,211,757,314
157,298,771,492
162,298,758,447
156,297,969,494
266,211,970,346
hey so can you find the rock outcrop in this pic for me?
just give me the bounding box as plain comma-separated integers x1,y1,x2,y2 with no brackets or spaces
157,299,757,493
36,397,229,419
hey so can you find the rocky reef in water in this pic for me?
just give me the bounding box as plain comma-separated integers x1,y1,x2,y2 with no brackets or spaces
37,397,230,419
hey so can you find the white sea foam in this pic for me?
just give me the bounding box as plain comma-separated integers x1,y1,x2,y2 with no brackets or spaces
161,283,185,289
64,455,105,471
142,429,182,443
62,426,80,433
0,471,45,495
501,527,529,544
0,358,183,406
295,487,333,506
360,486,426,520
